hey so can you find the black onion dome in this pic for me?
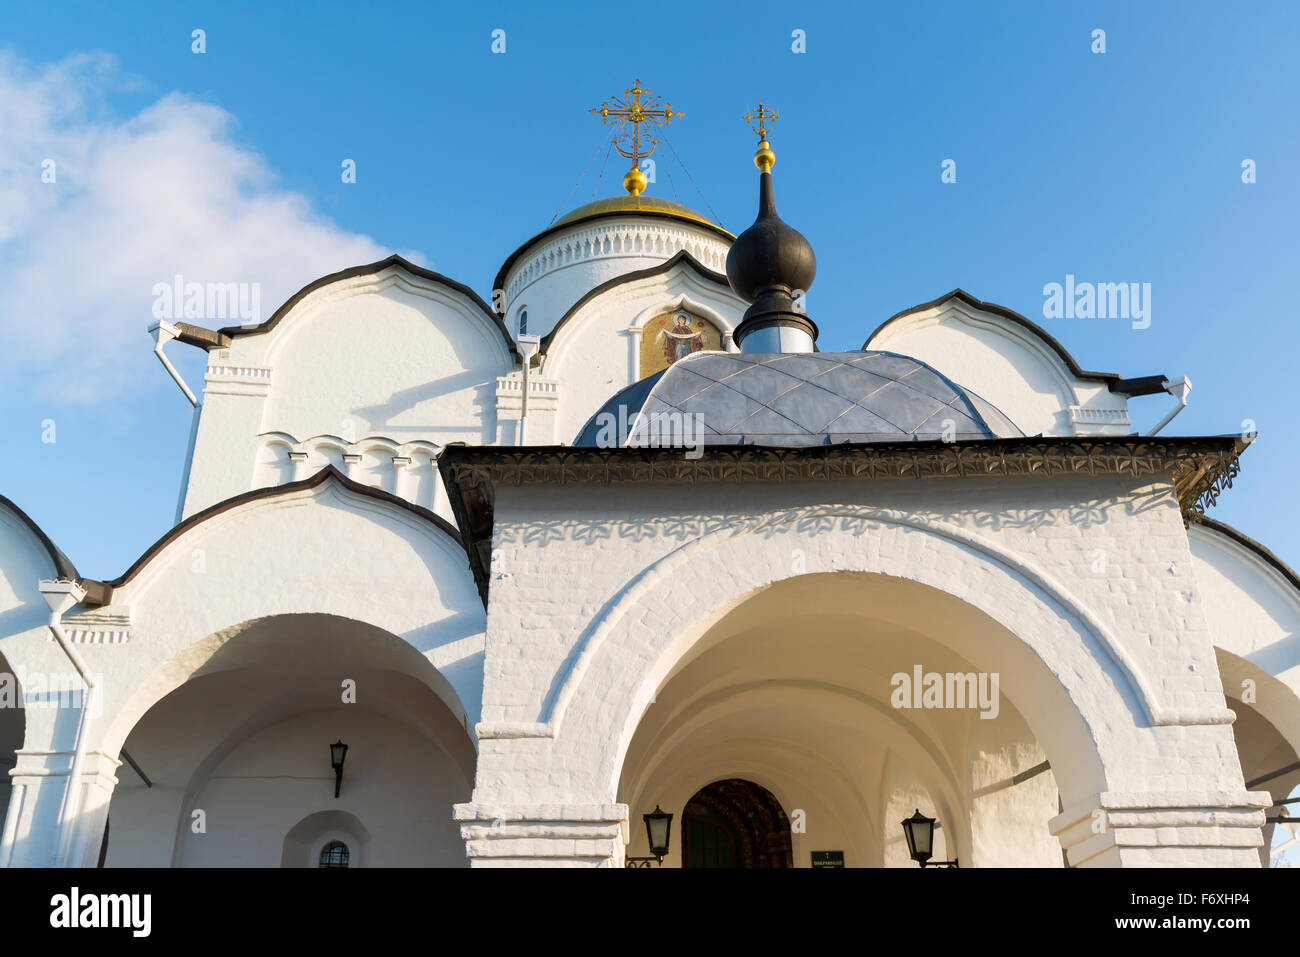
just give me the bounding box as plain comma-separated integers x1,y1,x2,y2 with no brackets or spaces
725,172,816,300
725,171,818,347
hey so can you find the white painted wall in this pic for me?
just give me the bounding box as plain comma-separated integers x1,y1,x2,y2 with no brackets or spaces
173,709,467,867
183,264,514,518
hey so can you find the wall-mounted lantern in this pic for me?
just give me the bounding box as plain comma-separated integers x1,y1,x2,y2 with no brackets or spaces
330,740,349,799
625,805,674,868
901,809,958,868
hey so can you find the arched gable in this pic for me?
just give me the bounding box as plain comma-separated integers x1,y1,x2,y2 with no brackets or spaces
252,259,514,444
864,289,1165,437
97,468,486,751
221,254,517,360
536,251,745,443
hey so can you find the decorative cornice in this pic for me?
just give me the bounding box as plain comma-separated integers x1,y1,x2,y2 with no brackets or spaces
439,435,1250,606
494,208,733,302
54,609,132,644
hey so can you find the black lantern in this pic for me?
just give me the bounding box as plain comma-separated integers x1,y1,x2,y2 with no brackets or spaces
901,808,958,868
330,740,349,798
626,805,674,867
644,805,673,859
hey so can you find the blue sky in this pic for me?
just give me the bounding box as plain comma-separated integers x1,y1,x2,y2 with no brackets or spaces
1,0,1297,581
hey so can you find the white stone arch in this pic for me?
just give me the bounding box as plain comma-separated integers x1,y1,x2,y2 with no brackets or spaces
116,628,476,868
537,504,1184,810
619,679,969,865
100,470,486,757
252,432,296,489
283,810,371,868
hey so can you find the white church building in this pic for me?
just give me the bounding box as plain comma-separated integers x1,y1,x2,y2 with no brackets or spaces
2,102,1298,869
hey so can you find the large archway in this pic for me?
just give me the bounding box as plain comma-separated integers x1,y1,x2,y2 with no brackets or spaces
617,573,1091,867
102,614,473,867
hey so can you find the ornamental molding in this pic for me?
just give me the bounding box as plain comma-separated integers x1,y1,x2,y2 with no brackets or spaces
54,608,132,644
203,362,273,396
258,431,443,459
1068,405,1131,426
440,436,1247,609
505,221,730,301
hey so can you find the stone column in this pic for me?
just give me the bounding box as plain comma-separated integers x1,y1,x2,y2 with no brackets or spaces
626,326,643,383
289,450,311,482
454,802,628,868
0,741,119,868
390,455,413,501
1051,790,1272,867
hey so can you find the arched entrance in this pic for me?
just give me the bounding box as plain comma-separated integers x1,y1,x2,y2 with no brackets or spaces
102,614,474,867
682,779,792,868
618,572,1089,867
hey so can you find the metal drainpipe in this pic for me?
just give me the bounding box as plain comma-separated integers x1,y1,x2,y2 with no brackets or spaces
38,580,94,867
148,320,198,406
149,320,201,522
515,335,541,445
1147,376,1191,436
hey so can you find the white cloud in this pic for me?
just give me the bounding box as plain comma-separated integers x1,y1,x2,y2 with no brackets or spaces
0,51,397,400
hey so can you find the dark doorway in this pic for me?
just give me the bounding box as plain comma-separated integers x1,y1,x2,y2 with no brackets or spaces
681,778,794,868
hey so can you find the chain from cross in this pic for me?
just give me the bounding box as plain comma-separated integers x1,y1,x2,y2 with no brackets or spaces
590,79,683,171
744,102,779,141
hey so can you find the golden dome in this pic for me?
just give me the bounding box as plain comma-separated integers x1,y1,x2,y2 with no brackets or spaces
551,194,729,234
494,194,734,295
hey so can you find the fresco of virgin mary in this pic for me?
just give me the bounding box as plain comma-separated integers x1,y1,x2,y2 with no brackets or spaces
638,309,723,379
658,312,707,365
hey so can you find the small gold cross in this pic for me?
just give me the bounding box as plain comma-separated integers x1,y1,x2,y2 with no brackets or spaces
744,102,779,141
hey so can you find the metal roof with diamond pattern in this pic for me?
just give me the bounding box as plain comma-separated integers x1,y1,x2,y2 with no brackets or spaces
575,350,1024,447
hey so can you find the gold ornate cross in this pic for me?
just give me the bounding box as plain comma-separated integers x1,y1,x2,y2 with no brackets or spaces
744,102,779,141
590,79,682,195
